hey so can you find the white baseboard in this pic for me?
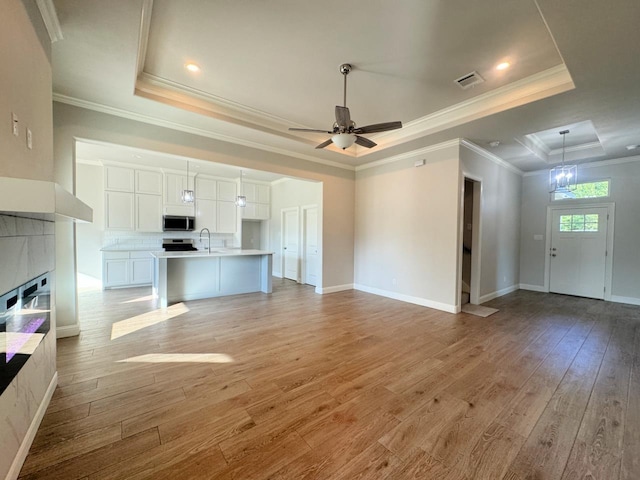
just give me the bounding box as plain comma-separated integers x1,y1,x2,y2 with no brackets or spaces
6,372,58,480
610,295,640,306
272,270,283,279
478,284,520,304
317,284,353,294
354,284,457,314
56,324,80,338
519,283,547,293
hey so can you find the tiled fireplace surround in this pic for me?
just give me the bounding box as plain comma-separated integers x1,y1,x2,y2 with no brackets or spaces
0,214,57,478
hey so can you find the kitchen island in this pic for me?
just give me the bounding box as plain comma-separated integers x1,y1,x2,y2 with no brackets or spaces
151,249,273,308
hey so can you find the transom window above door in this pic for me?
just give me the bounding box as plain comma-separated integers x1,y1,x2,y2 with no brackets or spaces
559,213,599,232
553,180,610,201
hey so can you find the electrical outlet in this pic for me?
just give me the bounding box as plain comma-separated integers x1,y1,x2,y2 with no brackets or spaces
12,113,19,136
26,128,33,149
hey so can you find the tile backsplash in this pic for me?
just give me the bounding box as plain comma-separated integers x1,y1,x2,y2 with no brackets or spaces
0,214,55,295
103,230,236,250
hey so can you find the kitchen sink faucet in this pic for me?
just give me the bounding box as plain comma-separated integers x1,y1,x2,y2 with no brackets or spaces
199,228,211,253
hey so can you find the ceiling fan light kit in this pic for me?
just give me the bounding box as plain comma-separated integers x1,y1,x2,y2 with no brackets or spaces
289,63,402,151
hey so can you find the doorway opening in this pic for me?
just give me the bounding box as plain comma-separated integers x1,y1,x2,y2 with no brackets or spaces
460,177,481,307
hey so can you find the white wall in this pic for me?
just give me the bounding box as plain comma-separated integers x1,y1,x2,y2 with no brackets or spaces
354,142,461,312
460,145,522,301
270,178,323,279
76,163,104,279
520,157,640,303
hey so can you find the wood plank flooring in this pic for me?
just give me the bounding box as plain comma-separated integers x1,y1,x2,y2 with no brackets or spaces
19,279,640,479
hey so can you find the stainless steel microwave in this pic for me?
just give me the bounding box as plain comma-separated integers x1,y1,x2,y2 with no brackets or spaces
162,215,195,231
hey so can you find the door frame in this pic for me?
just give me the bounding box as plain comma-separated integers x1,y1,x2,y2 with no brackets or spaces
301,204,318,287
280,206,300,282
457,173,483,309
544,202,615,300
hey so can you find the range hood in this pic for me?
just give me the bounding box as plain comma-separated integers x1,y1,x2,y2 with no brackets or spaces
0,177,93,222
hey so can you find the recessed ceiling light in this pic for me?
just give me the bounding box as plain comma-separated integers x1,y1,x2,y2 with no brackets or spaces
496,62,510,71
133,154,142,159
185,63,200,73
488,141,501,148
626,144,639,150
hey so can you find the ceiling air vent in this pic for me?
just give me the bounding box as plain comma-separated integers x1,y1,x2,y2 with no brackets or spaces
455,71,484,90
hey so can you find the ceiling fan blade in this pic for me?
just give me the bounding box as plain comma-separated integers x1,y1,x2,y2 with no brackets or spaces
353,121,402,134
355,135,377,148
315,138,333,149
289,128,333,133
335,106,351,127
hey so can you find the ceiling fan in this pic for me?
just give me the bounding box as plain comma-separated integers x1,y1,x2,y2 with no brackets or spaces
289,64,402,150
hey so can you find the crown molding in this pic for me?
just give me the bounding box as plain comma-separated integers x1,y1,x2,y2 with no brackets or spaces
36,0,63,43
53,93,355,172
355,139,461,172
356,64,575,157
522,154,640,176
460,140,524,176
132,8,573,161
135,0,153,76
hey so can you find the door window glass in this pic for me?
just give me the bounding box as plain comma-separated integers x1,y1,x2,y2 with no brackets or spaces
559,214,599,232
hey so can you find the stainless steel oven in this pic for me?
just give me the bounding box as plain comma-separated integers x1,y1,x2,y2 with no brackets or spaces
0,271,51,394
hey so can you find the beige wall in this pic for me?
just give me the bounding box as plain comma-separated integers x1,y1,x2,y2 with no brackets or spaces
354,143,461,311
0,2,57,478
0,0,53,182
53,103,355,315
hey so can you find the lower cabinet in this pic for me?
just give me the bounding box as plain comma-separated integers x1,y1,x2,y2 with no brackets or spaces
103,251,154,288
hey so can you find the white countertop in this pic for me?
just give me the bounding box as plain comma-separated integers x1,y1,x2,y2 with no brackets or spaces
101,245,162,252
151,249,273,259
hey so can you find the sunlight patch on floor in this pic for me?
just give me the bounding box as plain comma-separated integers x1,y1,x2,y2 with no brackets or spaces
110,303,189,340
121,294,156,304
77,273,102,292
116,353,234,363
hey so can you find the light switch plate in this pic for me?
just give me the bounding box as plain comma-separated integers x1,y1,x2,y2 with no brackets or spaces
26,128,33,149
12,112,19,136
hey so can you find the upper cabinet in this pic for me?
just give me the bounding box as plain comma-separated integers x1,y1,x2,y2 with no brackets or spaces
105,166,163,232
105,166,134,192
242,181,270,220
195,176,217,200
164,172,195,216
194,175,238,233
136,170,162,195
217,179,237,202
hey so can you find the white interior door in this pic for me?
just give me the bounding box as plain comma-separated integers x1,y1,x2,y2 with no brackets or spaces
303,207,319,287
282,208,299,281
549,207,608,299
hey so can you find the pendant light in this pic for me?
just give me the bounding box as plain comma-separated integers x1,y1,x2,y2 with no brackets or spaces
549,129,577,194
236,170,247,207
181,160,194,203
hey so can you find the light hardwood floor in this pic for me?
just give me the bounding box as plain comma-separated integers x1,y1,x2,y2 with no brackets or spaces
19,279,640,479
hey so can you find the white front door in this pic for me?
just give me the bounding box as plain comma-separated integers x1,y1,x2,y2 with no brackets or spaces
549,207,609,299
282,208,299,281
303,207,319,287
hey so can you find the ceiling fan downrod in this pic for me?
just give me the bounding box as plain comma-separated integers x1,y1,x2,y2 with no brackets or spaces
340,63,352,108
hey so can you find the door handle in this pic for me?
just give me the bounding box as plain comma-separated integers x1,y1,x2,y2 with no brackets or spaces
551,253,556,257
552,247,557,251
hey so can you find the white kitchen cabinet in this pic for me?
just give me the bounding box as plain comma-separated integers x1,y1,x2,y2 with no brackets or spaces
130,252,154,285
105,191,134,230
217,180,237,202
217,201,237,233
105,166,134,192
135,193,163,232
103,251,153,288
136,170,162,195
164,173,188,205
195,176,217,200
195,198,217,232
103,252,129,287
241,181,270,220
